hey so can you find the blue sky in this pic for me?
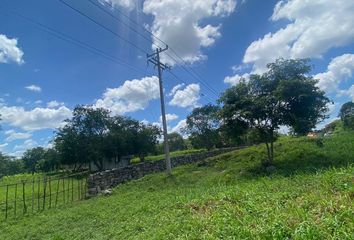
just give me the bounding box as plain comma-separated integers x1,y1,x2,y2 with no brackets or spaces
0,0,354,156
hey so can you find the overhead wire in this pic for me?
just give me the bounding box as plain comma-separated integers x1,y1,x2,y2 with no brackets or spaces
85,0,219,100
0,10,148,76
59,0,148,55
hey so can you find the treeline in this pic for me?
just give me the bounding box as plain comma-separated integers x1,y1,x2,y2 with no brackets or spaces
1,58,354,177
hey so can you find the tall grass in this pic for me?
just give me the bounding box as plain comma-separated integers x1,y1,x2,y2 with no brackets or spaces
0,132,352,239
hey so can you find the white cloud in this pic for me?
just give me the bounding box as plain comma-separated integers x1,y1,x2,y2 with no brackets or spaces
99,0,136,10
143,0,236,65
47,100,65,108
224,73,250,86
231,64,249,73
168,83,185,96
326,102,337,115
0,34,24,64
25,85,42,92
169,83,201,108
0,143,8,152
0,105,72,131
5,130,32,142
159,113,178,123
94,76,160,115
344,85,354,102
314,53,354,94
13,139,38,156
171,119,187,136
243,0,354,73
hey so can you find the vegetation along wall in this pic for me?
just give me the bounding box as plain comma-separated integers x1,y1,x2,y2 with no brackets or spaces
87,147,241,197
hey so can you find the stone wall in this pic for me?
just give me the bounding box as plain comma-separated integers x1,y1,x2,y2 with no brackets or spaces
87,147,241,197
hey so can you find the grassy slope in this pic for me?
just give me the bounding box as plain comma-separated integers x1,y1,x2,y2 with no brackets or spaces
0,133,353,239
131,148,207,163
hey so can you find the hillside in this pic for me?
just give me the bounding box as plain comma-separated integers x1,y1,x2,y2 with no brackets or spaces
0,133,353,239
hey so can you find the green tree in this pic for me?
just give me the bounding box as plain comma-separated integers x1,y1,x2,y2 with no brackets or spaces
54,123,86,171
168,132,187,152
185,104,222,150
54,106,110,171
104,116,160,162
54,106,161,170
339,101,354,129
134,123,161,162
219,58,330,166
22,147,46,174
0,153,23,178
35,148,60,172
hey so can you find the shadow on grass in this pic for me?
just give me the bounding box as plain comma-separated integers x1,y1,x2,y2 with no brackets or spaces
204,134,354,179
247,138,353,177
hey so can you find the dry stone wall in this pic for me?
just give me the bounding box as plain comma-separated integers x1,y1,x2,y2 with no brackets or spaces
87,147,240,197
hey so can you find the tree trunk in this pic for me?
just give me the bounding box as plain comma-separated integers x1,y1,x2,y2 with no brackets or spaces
265,141,272,166
264,129,275,166
93,160,103,172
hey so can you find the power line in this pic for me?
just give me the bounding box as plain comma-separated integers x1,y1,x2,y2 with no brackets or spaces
86,0,219,98
59,0,148,55
168,71,216,104
87,0,164,50
60,0,218,101
0,10,148,76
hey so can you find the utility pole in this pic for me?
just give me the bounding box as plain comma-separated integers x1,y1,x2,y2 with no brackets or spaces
147,46,172,175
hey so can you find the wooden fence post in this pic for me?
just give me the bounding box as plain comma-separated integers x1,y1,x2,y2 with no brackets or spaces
77,178,80,200
5,185,9,219
22,181,27,214
42,177,47,210
55,178,60,207
37,178,40,212
49,177,52,209
71,178,74,202
14,184,17,218
32,179,35,213
62,178,65,204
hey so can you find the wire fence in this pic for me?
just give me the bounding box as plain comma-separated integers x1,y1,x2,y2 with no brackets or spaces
0,172,89,221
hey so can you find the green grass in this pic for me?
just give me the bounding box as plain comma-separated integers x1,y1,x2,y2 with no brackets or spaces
0,172,87,219
131,148,207,163
0,133,353,239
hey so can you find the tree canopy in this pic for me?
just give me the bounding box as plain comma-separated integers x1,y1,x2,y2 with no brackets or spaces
339,101,354,129
168,132,187,152
54,106,161,171
219,58,330,166
185,104,223,150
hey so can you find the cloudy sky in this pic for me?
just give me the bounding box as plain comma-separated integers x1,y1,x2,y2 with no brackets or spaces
1,0,354,156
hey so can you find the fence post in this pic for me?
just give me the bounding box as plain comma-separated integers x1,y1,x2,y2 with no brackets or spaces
84,177,87,199
67,177,70,202
71,177,74,202
37,178,40,212
5,185,9,219
49,177,52,209
77,178,80,200
42,177,47,210
14,184,17,218
62,178,65,204
32,179,35,213
22,181,27,215
55,178,60,207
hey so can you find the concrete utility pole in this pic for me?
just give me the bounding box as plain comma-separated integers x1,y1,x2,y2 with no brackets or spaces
147,46,172,175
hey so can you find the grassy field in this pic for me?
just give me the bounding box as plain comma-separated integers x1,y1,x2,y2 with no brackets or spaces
0,133,353,239
0,172,88,219
131,148,207,163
